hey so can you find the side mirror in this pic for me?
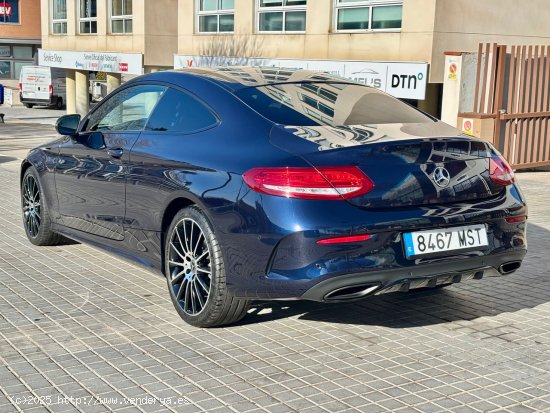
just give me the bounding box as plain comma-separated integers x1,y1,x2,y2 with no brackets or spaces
56,114,81,137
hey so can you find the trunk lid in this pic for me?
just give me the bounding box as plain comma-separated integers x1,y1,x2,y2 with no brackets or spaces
270,122,501,208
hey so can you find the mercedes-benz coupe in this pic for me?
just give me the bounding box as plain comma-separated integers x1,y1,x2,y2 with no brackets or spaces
21,67,527,327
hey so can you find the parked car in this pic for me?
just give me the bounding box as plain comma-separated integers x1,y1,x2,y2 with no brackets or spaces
20,67,528,327
19,66,66,109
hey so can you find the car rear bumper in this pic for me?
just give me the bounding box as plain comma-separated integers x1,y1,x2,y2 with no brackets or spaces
300,249,526,302
222,183,528,301
20,97,55,106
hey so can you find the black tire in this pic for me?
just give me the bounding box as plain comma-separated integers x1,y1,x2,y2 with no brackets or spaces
55,97,64,110
165,206,250,328
24,103,34,109
21,167,63,246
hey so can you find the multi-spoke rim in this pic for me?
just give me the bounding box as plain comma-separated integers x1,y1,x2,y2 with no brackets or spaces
22,174,41,238
168,218,212,316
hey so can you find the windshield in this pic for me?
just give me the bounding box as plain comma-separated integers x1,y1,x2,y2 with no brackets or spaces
235,82,434,127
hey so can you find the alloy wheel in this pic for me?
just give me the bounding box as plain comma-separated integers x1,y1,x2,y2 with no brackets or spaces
168,218,212,315
22,174,41,238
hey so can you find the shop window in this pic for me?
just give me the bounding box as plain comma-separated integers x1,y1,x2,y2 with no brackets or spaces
52,0,67,34
197,0,234,33
13,46,33,59
0,46,11,58
0,44,35,80
0,0,20,24
111,0,132,33
257,0,307,33
79,0,97,34
335,0,402,32
0,61,11,79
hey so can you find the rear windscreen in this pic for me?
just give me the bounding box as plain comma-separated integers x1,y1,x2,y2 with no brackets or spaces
235,82,433,126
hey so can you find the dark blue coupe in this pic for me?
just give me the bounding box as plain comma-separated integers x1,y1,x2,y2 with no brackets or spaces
21,67,527,327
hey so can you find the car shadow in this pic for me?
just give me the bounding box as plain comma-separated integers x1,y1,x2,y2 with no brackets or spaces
238,222,548,328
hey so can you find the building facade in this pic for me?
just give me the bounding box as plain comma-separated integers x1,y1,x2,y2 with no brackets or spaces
39,0,177,114
36,0,550,117
0,0,41,88
177,0,550,117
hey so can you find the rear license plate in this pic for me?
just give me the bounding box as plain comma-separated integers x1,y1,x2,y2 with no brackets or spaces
403,224,488,258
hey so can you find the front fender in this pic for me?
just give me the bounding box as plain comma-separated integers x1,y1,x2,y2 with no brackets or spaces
21,146,60,218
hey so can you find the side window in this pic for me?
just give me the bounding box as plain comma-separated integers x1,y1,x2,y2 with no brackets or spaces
145,88,218,133
86,85,166,132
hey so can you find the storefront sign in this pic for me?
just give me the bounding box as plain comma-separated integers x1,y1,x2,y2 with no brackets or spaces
174,55,429,100
38,49,143,75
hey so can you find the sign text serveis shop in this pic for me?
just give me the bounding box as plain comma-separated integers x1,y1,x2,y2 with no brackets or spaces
174,55,429,100
38,50,143,76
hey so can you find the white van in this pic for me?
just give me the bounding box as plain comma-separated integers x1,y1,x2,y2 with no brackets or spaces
19,66,67,109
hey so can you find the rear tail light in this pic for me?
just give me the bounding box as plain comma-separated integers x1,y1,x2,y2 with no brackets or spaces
505,216,527,223
489,155,515,186
242,166,374,200
49,84,53,96
317,234,372,245
19,83,22,91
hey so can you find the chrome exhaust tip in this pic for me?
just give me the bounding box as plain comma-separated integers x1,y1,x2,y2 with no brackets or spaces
324,284,380,301
499,261,522,275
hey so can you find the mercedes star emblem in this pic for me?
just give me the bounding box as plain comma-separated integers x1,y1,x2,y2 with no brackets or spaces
433,167,451,188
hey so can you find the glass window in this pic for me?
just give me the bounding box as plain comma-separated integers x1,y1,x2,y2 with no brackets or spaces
0,46,11,58
0,61,11,79
197,0,234,33
146,89,218,133
258,0,307,32
337,7,369,30
52,0,67,34
0,0,20,23
335,0,402,31
79,0,97,34
86,85,166,132
235,83,431,126
372,5,402,29
111,0,132,33
13,46,33,59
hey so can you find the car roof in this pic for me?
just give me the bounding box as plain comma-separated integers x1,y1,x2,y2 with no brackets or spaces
162,67,354,92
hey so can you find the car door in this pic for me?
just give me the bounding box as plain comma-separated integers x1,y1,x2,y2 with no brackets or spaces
125,87,221,233
55,84,166,240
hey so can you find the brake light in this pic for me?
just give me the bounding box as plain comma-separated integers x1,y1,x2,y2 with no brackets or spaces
505,216,527,223
19,83,22,91
242,166,374,200
489,156,515,186
317,234,372,245
49,84,53,96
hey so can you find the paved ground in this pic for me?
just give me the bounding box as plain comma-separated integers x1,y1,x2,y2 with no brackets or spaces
0,106,63,126
0,123,550,413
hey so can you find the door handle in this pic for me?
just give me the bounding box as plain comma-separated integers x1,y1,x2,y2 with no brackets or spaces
107,148,124,158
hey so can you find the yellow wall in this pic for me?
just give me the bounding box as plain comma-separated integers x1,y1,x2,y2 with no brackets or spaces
178,0,550,83
178,0,437,76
